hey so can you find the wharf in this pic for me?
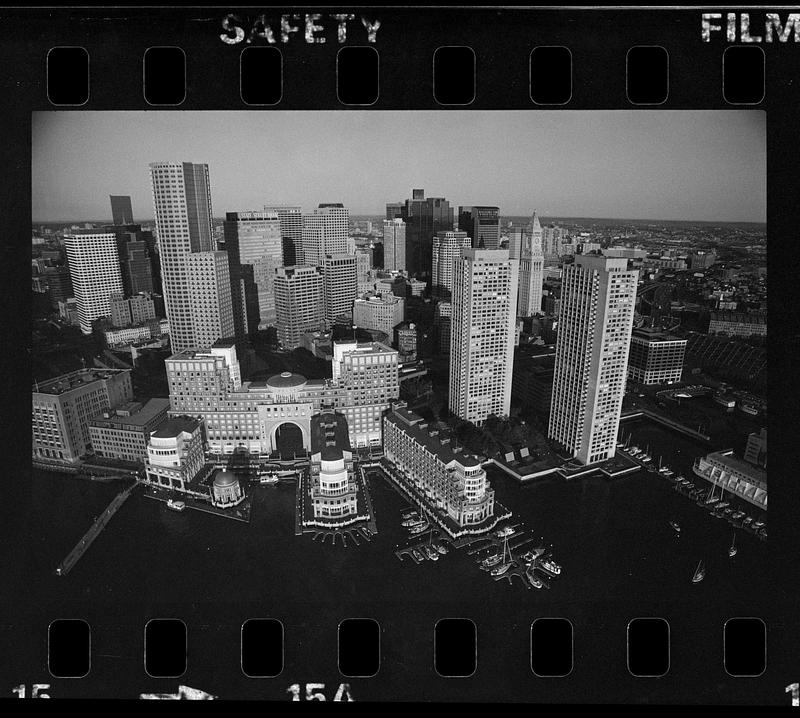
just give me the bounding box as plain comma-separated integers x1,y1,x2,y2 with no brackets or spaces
143,486,251,523
620,408,712,443
56,482,136,576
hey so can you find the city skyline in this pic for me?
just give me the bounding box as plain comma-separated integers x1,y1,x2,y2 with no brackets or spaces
33,111,765,224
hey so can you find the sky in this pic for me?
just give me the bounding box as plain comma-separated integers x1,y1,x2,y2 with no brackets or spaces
32,110,765,223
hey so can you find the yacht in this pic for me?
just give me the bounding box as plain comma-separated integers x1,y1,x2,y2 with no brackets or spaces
692,560,706,583
166,499,186,512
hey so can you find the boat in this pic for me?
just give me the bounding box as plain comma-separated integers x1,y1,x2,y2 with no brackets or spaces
490,563,511,576
166,499,186,512
713,393,736,409
402,518,423,528
716,501,730,509
753,520,765,529
539,558,562,576
409,522,430,535
728,533,737,558
411,549,425,561
705,496,720,505
258,472,279,485
669,521,681,534
692,560,706,583
738,402,759,416
436,544,448,555
662,469,675,478
424,545,439,561
496,526,516,538
731,511,746,521
526,567,544,589
723,508,733,516
758,529,767,540
401,510,419,520
742,517,754,526
482,553,502,567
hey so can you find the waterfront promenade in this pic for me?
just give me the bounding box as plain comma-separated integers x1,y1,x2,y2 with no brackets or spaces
55,482,137,576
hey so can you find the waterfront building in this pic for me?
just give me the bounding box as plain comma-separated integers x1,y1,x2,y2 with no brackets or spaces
382,218,406,272
548,254,639,465
274,266,325,350
449,248,519,426
322,253,358,325
166,340,398,452
383,403,495,528
309,412,358,522
432,230,472,298
144,416,207,492
693,449,767,510
708,311,767,338
63,231,124,334
211,470,245,507
32,368,133,463
301,204,349,266
458,206,500,250
263,204,302,266
518,211,544,317
627,328,687,385
744,428,767,469
110,195,134,225
353,292,405,338
88,398,171,464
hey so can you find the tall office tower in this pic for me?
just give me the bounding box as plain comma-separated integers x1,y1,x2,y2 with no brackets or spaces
301,204,349,266
508,228,524,260
63,231,124,334
274,266,324,349
431,230,471,297
387,189,454,278
224,211,283,331
382,218,406,271
149,162,216,352
355,248,373,293
458,206,501,250
449,248,519,425
517,211,544,317
322,253,358,325
186,251,236,350
264,204,302,266
548,254,639,465
542,223,566,260
386,201,404,220
110,195,134,225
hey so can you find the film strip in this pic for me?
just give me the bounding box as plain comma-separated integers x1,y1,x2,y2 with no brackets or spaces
3,4,798,705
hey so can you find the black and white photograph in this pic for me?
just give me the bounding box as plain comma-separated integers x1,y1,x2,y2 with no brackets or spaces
3,4,798,705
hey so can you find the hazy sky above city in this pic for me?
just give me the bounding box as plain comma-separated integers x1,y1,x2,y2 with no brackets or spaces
32,111,765,223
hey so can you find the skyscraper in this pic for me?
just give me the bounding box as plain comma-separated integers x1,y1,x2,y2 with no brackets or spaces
458,206,501,250
382,218,406,271
224,211,283,331
264,204,302,266
517,211,544,317
431,230,471,297
388,189,454,279
63,231,124,334
449,248,519,425
109,195,134,225
548,254,639,465
274,266,324,349
149,162,217,352
301,204,349,266
187,251,236,350
322,253,358,325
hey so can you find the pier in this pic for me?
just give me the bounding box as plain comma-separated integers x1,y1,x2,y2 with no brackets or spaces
621,408,712,443
56,483,136,576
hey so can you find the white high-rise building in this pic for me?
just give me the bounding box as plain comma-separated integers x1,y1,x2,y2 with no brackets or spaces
353,292,405,337
149,162,216,352
322,253,358,325
301,204,349,266
432,230,472,297
63,231,124,334
517,211,544,317
548,253,639,465
186,251,236,349
274,266,324,349
382,218,406,271
449,248,519,425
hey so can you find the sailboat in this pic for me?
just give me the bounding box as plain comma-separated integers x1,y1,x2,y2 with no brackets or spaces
490,536,513,576
692,560,706,583
669,520,681,534
728,532,737,558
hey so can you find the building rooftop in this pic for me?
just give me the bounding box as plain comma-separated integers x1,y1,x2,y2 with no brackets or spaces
631,328,687,343
90,398,171,428
311,411,351,460
33,368,130,395
213,470,239,487
386,405,485,469
266,372,307,390
151,416,201,438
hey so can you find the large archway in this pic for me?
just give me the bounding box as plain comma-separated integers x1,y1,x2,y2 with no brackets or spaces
274,422,305,458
